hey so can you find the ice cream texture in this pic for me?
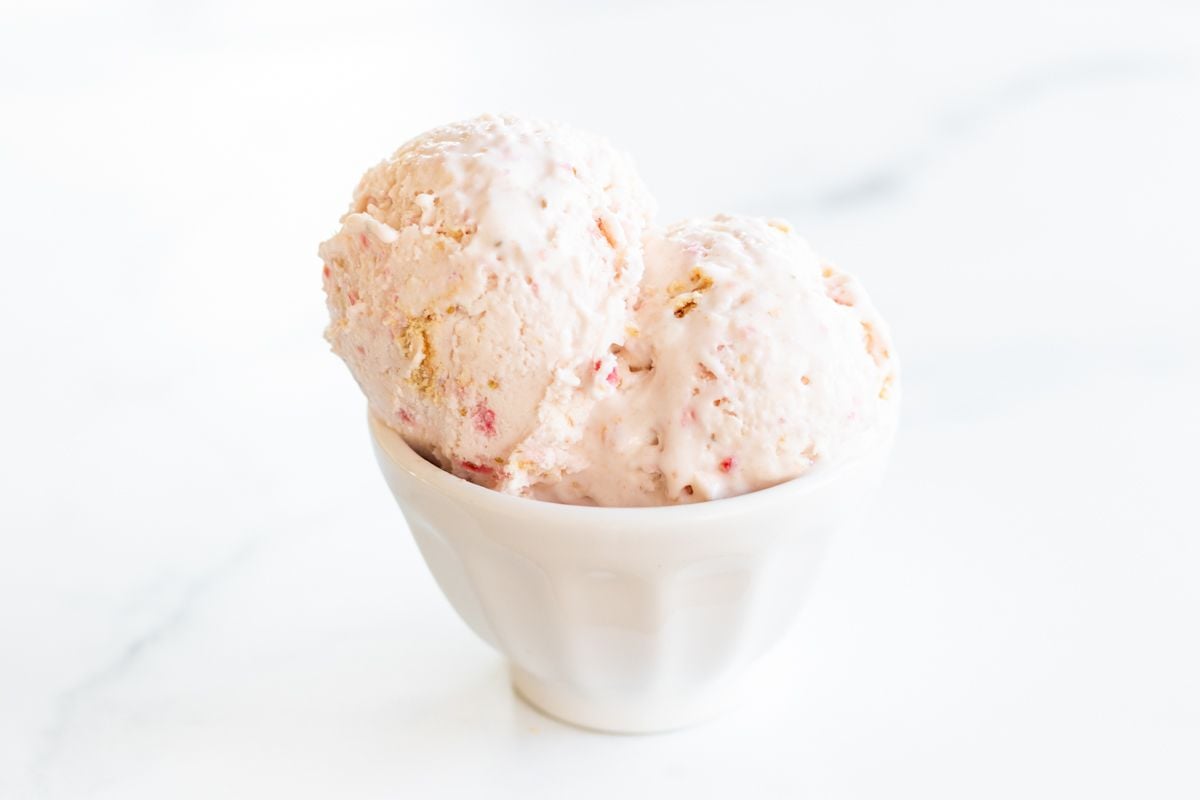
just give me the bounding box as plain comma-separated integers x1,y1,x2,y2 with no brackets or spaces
320,115,655,493
321,114,898,505
534,216,897,506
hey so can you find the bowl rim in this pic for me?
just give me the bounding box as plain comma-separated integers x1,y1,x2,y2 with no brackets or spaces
369,409,892,523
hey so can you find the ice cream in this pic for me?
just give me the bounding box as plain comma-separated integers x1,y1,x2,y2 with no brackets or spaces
320,114,655,492
533,215,899,506
321,116,899,506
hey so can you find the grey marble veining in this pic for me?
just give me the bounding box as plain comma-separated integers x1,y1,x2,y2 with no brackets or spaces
30,541,263,795
770,52,1190,217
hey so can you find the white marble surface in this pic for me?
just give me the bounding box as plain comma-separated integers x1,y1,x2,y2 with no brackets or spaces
2,1,1198,797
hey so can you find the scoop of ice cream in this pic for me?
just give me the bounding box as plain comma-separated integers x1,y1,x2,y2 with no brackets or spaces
320,114,655,491
534,214,900,506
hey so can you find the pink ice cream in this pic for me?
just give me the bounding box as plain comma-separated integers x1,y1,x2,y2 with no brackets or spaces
322,116,899,506
534,215,899,506
320,114,655,492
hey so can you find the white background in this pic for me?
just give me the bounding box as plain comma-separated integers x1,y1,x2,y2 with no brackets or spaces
2,0,1198,797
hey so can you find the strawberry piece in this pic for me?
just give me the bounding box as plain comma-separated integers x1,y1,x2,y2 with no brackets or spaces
472,401,497,437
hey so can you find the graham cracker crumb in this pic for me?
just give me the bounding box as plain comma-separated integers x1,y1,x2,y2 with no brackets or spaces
688,268,714,292
596,217,617,248
673,293,700,318
400,313,440,397
668,268,714,298
862,321,889,367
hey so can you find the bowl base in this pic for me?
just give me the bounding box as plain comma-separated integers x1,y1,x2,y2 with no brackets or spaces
510,665,739,734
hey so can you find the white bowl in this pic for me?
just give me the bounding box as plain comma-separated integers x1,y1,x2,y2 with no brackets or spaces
369,411,891,733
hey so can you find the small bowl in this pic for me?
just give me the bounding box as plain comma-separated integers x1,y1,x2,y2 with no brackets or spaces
369,410,891,733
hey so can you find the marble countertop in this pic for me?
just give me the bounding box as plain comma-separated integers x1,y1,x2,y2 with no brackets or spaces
2,1,1197,797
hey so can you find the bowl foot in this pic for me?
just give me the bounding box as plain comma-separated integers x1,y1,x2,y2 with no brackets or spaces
509,665,739,734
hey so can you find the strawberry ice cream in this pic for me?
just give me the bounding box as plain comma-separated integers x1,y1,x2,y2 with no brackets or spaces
320,114,655,492
534,215,899,505
322,116,899,506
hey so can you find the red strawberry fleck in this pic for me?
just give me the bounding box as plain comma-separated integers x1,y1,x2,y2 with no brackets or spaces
460,460,494,475
347,290,359,305
397,408,414,425
594,360,603,372
358,233,369,249
472,401,497,437
720,456,735,473
606,367,619,386
322,265,331,279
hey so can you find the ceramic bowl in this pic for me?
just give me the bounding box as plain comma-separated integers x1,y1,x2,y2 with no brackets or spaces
369,411,890,733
